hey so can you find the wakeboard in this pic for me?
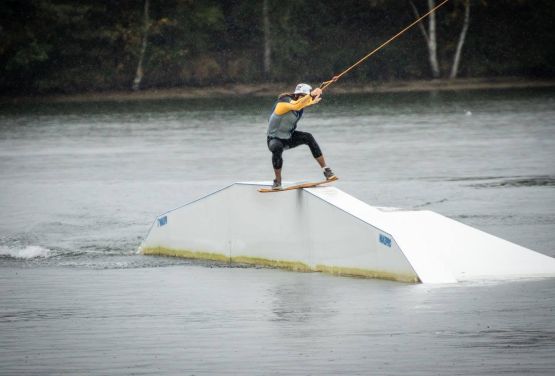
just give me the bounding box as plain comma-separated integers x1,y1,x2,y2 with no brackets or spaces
258,176,338,193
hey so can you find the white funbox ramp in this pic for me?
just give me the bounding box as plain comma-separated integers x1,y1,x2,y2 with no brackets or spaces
140,182,555,283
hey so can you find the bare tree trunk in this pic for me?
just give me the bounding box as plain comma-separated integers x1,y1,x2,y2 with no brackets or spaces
263,0,271,77
409,0,440,78
427,0,440,78
450,0,470,79
133,0,150,91
409,0,430,44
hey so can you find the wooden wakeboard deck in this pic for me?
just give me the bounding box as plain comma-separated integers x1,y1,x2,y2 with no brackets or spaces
258,176,338,193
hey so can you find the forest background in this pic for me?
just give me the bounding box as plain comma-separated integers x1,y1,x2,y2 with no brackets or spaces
1,0,554,96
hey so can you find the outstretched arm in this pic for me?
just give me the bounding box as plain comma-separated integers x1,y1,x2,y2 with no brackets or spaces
274,92,322,116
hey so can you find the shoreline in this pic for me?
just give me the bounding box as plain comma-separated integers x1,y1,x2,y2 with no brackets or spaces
2,77,554,104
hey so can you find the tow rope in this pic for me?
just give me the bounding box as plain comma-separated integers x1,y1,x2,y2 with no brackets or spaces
320,0,450,91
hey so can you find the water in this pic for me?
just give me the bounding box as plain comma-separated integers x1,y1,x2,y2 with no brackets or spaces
1,89,554,374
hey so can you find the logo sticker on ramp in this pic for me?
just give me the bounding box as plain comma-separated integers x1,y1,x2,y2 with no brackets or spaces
379,234,392,247
158,216,167,227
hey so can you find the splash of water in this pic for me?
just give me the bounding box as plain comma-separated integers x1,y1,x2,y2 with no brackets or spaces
0,245,51,259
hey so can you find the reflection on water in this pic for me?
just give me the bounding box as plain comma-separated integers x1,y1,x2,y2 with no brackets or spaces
270,277,339,323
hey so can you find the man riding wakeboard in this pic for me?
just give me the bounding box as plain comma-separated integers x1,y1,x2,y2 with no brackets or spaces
266,82,336,190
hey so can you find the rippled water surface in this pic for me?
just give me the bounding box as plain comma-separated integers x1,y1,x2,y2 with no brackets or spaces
1,89,554,374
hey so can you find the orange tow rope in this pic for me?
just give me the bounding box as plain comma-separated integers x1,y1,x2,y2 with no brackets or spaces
320,0,450,91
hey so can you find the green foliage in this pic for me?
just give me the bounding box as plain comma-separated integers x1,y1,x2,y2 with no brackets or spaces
5,40,49,71
0,0,553,94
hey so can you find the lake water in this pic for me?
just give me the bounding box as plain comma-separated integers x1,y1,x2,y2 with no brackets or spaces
1,89,554,374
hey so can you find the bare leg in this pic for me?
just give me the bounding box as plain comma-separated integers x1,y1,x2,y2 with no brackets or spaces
316,155,326,168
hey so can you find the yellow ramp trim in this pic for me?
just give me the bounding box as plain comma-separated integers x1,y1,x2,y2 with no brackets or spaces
142,247,230,263
231,256,311,272
141,247,420,283
315,264,420,283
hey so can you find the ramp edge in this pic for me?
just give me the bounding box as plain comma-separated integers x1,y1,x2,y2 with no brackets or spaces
141,246,420,283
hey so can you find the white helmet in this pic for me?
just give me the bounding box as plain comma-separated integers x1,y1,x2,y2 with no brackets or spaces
293,83,312,95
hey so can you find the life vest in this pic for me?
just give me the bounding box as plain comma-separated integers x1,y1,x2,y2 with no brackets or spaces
267,97,303,139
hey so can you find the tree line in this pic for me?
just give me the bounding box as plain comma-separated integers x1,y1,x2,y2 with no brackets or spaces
1,0,553,95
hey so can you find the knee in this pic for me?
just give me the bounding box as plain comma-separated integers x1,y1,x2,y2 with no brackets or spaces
299,132,316,145
303,133,321,156
268,139,284,154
